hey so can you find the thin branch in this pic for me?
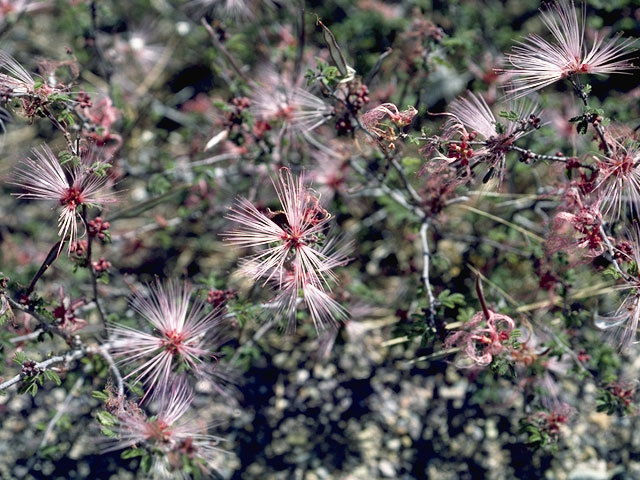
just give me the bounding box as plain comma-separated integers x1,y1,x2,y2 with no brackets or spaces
420,219,437,328
506,144,596,171
600,224,634,283
9,329,44,344
443,139,596,170
39,376,84,450
365,48,392,85
349,158,425,219
389,157,422,206
0,349,84,391
567,77,613,158
406,347,460,365
475,276,491,320
7,296,71,342
96,346,124,397
201,19,250,85
82,206,106,326
293,0,306,83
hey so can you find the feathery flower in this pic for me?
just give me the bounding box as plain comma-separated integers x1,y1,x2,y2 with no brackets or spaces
251,84,333,139
0,49,35,95
0,1,47,21
594,142,640,221
596,226,640,350
546,188,605,257
108,280,228,399
187,0,267,20
503,0,637,98
361,103,417,138
444,92,541,182
11,145,116,252
271,260,349,333
309,148,350,202
53,287,87,333
445,309,515,367
225,168,350,331
108,379,224,476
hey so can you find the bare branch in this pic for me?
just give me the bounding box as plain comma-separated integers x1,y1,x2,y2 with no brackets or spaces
0,349,84,391
420,219,437,328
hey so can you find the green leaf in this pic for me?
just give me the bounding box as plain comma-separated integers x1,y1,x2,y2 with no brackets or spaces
90,161,112,177
121,448,146,459
100,426,117,438
498,110,519,122
28,383,38,397
438,289,466,309
92,390,109,401
96,411,117,426
129,382,144,397
97,272,110,284
48,92,71,103
147,174,172,195
44,370,62,386
602,265,622,280
13,351,27,365
140,453,152,472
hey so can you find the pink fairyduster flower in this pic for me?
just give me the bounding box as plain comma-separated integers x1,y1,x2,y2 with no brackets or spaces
0,1,48,20
597,294,640,351
309,148,350,202
108,379,224,475
503,0,637,98
445,309,515,367
443,92,541,183
108,280,228,399
272,263,349,333
11,145,116,253
546,188,605,257
53,287,87,333
225,168,350,331
596,226,640,350
0,49,35,95
594,142,640,221
80,96,122,152
361,103,418,138
187,0,268,20
251,84,333,141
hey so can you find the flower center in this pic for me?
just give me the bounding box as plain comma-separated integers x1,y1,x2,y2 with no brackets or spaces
613,155,634,177
60,187,85,209
162,330,187,355
145,419,172,444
